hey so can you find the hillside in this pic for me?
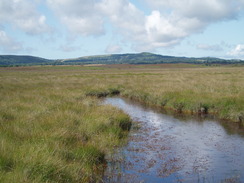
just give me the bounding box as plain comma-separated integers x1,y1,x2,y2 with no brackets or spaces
0,52,243,66
0,55,54,66
61,52,243,65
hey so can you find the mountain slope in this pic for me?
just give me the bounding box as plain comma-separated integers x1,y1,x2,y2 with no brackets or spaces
0,53,243,66
0,55,54,66
60,52,243,64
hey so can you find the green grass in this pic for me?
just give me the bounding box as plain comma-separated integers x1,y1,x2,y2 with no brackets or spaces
0,69,131,182
0,64,243,182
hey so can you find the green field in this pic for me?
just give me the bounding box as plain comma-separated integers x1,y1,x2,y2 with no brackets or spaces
0,64,243,182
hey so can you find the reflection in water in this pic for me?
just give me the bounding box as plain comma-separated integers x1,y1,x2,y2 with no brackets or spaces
103,97,244,183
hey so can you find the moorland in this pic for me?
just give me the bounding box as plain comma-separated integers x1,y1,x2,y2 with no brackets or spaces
0,64,243,182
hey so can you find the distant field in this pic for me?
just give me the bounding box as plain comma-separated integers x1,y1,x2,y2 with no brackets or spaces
0,64,243,182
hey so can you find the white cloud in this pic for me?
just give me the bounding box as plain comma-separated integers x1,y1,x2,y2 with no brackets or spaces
140,0,244,51
98,0,145,39
145,0,242,21
47,0,104,36
228,44,244,58
97,0,196,50
46,0,244,52
0,30,23,52
105,44,122,53
144,11,202,48
100,0,244,51
0,0,50,35
0,0,244,55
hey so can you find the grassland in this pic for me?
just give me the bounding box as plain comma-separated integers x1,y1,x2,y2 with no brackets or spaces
0,64,243,182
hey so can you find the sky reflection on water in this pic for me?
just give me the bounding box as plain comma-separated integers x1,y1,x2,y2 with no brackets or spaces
103,97,244,183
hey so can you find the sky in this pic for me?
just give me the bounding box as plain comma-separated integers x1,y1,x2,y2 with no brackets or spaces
0,0,244,60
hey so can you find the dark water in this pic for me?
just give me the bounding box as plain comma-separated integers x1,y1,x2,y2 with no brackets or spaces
103,97,244,183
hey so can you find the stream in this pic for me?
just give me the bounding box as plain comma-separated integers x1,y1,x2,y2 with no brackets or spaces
103,97,244,183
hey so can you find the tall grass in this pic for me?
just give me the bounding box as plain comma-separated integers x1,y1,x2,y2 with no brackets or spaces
0,65,243,182
0,69,131,182
83,65,243,123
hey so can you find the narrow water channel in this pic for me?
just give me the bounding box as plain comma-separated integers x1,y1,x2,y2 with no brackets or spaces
103,97,244,183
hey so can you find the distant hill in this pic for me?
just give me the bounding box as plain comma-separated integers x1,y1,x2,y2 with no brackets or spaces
0,52,243,66
0,55,54,66
60,52,243,65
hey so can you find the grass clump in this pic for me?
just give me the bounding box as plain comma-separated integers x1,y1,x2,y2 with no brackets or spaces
85,90,109,98
85,87,120,98
0,70,131,182
27,163,73,183
71,146,105,165
0,155,15,172
108,88,121,95
117,114,132,131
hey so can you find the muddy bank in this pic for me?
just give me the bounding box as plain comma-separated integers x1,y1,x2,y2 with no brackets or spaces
103,97,244,183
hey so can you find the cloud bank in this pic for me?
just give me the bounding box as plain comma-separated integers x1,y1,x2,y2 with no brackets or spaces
228,44,244,58
46,0,244,52
0,0,51,52
0,0,50,35
1,0,244,56
0,30,23,52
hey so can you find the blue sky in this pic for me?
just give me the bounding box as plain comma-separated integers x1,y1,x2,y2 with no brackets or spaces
0,0,244,59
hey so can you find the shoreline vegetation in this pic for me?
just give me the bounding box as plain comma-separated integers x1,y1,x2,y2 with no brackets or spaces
87,87,243,124
0,64,243,182
84,64,244,124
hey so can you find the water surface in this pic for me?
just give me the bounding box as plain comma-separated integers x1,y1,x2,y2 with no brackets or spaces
103,97,244,183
